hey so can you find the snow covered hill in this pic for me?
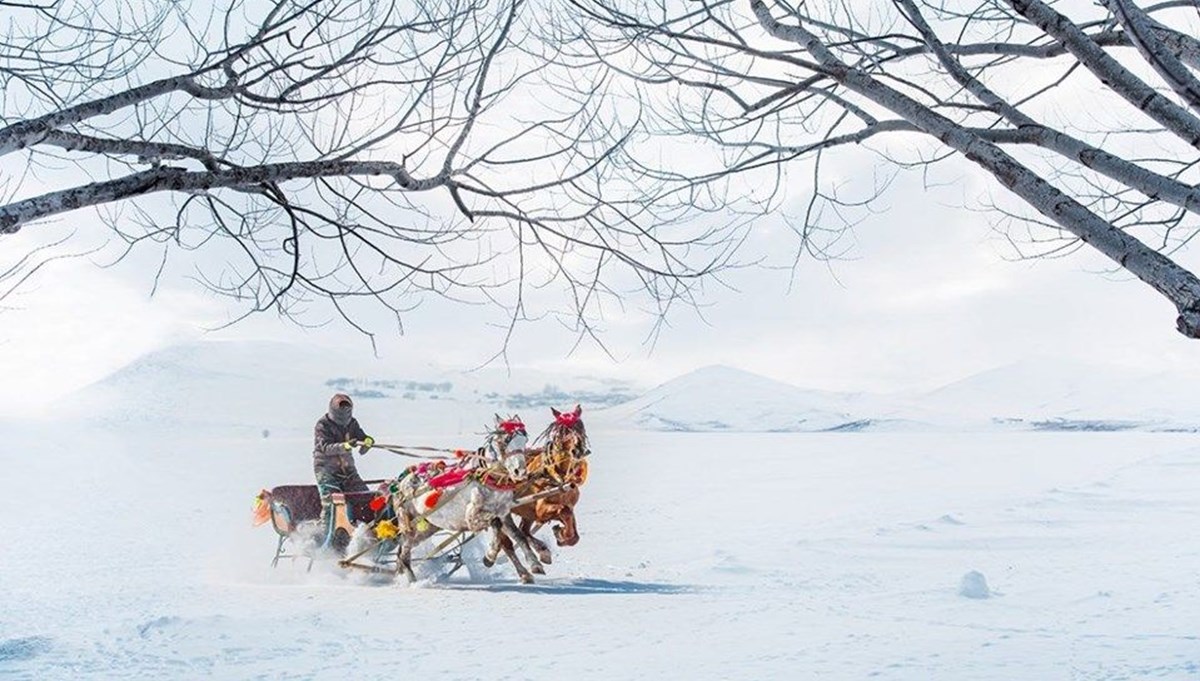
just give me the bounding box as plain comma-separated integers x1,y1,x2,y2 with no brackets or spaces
921,357,1200,430
596,364,865,432
54,340,375,436
52,339,640,439
596,358,1200,433
56,346,886,436
49,341,1200,436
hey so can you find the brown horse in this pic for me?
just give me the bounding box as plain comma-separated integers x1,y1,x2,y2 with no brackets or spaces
486,405,589,567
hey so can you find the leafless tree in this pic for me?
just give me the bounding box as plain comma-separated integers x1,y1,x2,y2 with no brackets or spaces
560,0,1200,337
0,0,739,351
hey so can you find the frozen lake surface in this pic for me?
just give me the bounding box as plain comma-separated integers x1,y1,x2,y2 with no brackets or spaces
2,429,1198,679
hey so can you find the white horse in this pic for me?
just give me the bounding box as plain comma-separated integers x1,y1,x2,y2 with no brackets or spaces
392,417,546,583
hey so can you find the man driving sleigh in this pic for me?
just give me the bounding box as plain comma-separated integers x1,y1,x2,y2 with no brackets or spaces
313,393,375,516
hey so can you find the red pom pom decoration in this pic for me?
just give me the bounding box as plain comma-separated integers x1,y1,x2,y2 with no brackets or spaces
424,489,443,510
499,419,525,434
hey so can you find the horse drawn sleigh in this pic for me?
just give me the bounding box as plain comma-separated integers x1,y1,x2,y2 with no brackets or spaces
252,406,589,584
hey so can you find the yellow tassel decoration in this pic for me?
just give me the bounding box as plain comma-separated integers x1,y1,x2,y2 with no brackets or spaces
374,519,399,540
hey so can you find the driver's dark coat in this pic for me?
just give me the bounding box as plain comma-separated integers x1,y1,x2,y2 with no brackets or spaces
312,414,368,476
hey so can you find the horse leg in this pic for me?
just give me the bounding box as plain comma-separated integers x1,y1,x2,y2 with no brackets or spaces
502,515,544,576
553,506,580,547
520,516,552,564
483,519,508,568
397,530,419,583
392,508,415,582
492,518,534,584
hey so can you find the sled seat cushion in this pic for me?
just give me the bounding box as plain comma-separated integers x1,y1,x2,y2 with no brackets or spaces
270,484,323,524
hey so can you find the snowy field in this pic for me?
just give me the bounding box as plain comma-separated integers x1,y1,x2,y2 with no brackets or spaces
3,425,1199,680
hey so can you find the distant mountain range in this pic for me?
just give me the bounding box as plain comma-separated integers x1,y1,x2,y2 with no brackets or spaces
52,340,636,437
921,356,1200,431
49,340,1200,434
596,364,859,432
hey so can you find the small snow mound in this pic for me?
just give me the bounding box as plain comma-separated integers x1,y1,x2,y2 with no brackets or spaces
939,514,965,525
710,549,754,575
959,570,991,599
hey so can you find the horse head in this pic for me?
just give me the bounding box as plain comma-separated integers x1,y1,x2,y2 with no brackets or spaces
501,451,528,481
488,413,529,458
548,404,587,457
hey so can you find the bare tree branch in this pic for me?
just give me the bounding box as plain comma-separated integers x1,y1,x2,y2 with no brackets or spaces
1007,0,1200,149
1103,0,1200,112
559,0,1200,337
0,0,741,352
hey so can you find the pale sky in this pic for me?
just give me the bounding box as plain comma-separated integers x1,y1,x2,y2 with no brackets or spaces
4,163,1199,416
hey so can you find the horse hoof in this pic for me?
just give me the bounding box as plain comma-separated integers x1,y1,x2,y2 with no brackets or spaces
532,564,545,575
520,574,535,584
482,556,495,568
536,551,552,564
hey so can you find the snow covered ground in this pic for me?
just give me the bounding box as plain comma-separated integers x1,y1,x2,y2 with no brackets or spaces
3,419,1199,679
